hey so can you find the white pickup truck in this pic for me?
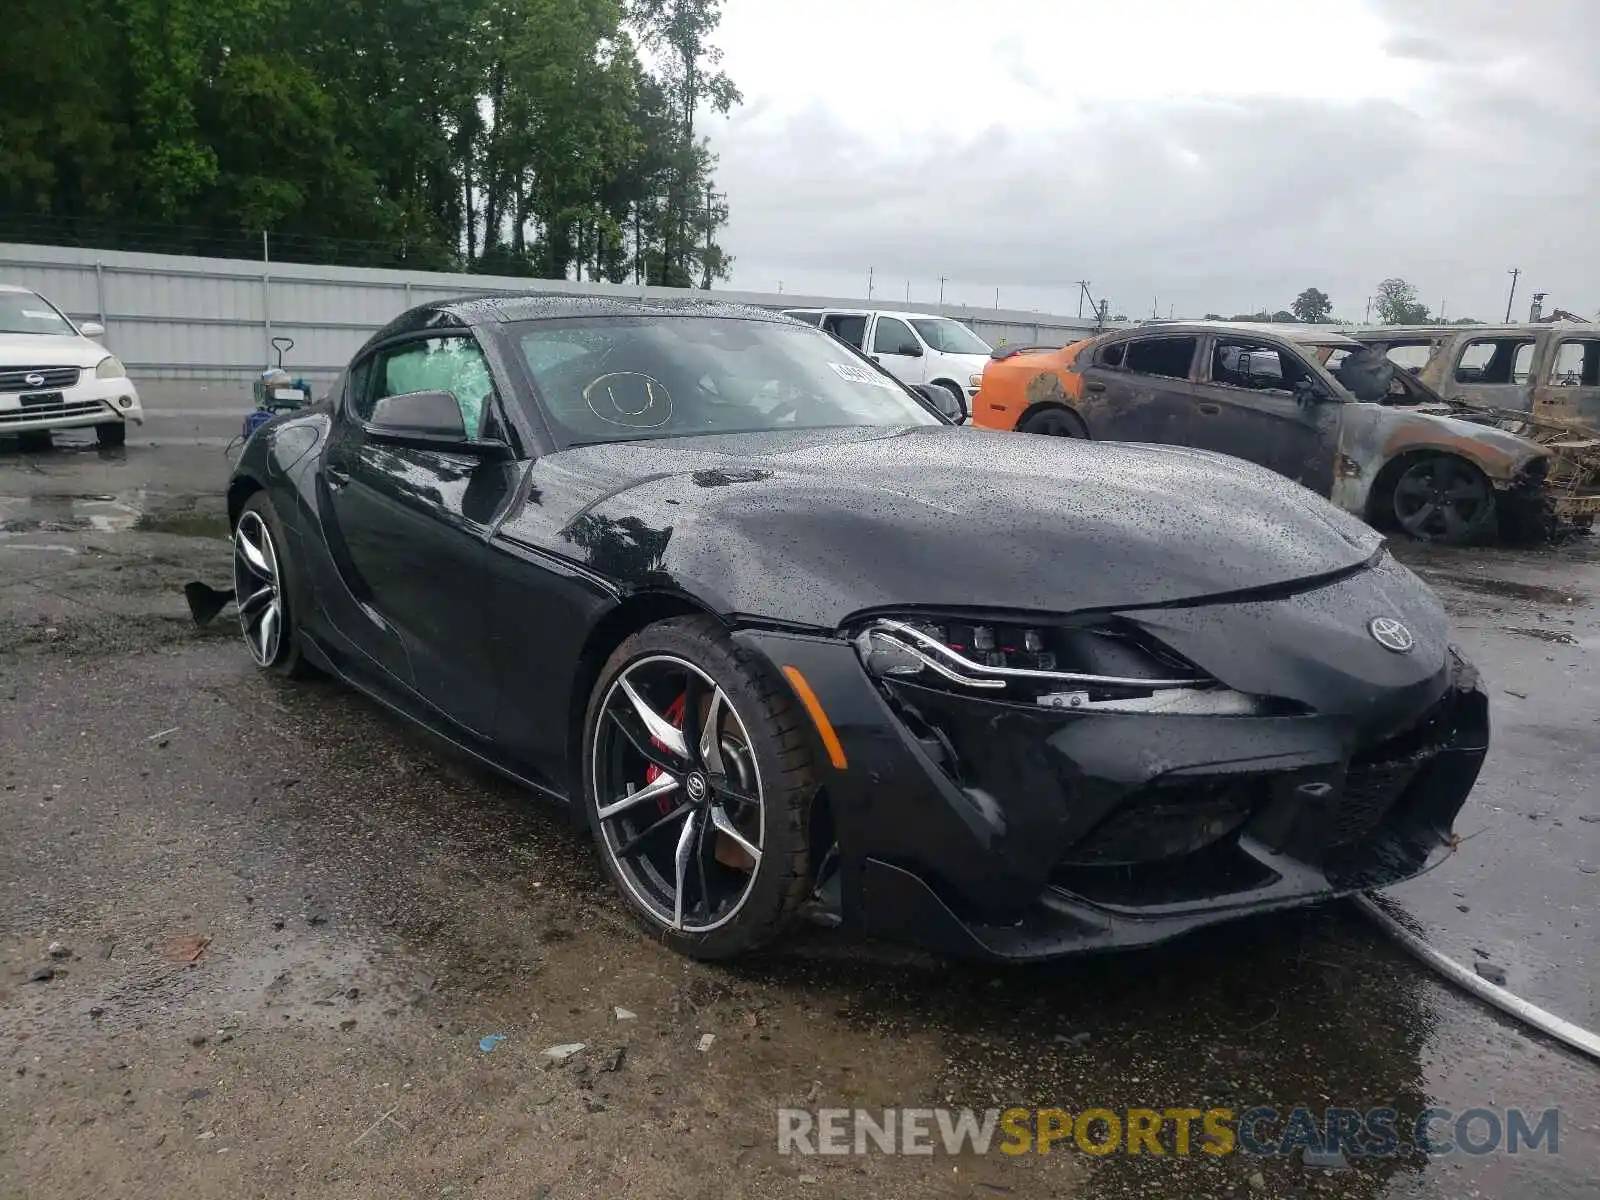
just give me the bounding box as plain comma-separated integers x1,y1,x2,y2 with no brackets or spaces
779,308,992,415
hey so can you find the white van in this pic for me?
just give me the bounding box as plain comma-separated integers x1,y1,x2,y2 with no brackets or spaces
779,308,992,412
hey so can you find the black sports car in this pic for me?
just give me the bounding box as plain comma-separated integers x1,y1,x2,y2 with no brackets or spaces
210,296,1488,961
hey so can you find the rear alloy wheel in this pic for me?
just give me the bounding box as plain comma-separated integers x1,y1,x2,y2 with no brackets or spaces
584,619,814,959
1391,456,1496,544
232,494,311,677
1020,407,1086,438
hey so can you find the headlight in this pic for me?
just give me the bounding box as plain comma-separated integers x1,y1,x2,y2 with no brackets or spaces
95,356,127,380
968,372,984,388
852,615,1288,715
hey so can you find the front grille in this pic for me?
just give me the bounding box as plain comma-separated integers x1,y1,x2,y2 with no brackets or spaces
1325,695,1457,847
1059,779,1263,867
0,366,81,392
0,399,105,424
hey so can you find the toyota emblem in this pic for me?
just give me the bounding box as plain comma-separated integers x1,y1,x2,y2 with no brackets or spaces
1368,617,1414,653
23,373,45,388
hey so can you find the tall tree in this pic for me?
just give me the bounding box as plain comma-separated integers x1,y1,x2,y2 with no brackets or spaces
1374,278,1431,325
1291,287,1332,323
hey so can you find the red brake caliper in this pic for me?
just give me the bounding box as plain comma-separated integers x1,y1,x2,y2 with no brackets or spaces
644,692,688,814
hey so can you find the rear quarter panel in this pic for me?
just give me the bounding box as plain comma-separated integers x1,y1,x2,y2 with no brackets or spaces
971,342,1089,430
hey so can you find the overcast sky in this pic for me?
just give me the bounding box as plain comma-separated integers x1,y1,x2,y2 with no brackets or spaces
707,0,1598,322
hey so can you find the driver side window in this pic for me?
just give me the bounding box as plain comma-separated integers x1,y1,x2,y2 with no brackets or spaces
872,317,919,356
362,335,496,435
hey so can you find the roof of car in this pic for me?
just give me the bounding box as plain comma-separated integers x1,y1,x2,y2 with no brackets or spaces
1346,322,1600,337
458,295,788,324
778,307,963,321
1100,321,1362,347
0,283,37,294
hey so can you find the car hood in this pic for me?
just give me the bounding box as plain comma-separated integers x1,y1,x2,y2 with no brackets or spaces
508,426,1383,629
0,332,102,366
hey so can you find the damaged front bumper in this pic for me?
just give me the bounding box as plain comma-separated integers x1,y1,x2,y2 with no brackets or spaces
737,582,1487,962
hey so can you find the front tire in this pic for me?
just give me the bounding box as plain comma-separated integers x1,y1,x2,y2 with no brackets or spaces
582,617,815,959
16,430,52,452
1391,455,1496,544
232,492,313,678
95,422,127,448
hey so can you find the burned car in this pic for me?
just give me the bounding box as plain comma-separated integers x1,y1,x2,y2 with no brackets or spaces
204,298,1487,962
972,321,1598,542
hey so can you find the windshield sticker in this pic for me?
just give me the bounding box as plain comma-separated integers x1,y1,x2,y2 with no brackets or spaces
828,361,900,390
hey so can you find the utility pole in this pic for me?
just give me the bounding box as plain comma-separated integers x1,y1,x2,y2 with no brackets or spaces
702,184,725,290
634,202,643,285
1363,295,1373,324
904,281,910,303
939,276,948,306
1504,267,1521,322
994,287,1000,310
867,266,874,302
777,280,783,294
1074,280,1091,319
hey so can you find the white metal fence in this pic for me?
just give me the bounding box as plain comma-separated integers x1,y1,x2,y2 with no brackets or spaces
0,242,1099,383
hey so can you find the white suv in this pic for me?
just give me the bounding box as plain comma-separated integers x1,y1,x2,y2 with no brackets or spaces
779,308,992,415
0,284,143,449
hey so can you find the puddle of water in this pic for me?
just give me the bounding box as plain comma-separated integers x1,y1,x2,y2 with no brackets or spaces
0,491,227,539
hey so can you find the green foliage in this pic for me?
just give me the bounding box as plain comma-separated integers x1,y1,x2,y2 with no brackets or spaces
0,0,736,280
1375,278,1431,325
1290,287,1331,323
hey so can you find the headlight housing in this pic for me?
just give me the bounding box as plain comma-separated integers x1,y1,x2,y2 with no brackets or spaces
852,615,1291,715
95,355,127,380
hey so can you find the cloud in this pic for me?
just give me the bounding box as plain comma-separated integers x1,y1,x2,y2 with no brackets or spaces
707,0,1600,321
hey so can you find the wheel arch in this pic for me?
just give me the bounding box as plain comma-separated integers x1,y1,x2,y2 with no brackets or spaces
227,473,266,529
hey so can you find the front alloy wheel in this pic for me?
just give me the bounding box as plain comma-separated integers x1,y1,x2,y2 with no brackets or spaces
1391,456,1495,544
584,619,815,958
232,494,310,676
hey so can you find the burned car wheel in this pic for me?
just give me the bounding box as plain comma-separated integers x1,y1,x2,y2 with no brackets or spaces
1391,455,1496,544
1020,407,1087,438
583,618,815,959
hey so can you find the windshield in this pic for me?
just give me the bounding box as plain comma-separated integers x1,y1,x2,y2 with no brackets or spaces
512,316,944,446
0,291,75,336
910,318,991,355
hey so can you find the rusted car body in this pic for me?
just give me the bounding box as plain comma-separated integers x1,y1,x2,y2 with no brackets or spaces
1348,322,1600,429
971,321,1598,542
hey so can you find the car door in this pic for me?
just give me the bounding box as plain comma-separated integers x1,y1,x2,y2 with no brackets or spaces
867,314,926,385
1444,333,1541,413
1183,335,1340,494
1533,335,1600,427
318,331,520,737
1076,334,1201,442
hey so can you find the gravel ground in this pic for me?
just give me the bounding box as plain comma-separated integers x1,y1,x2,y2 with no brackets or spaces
1,401,1596,1200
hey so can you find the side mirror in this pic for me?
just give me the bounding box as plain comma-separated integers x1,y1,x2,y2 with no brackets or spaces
367,389,510,459
913,382,967,423
899,343,925,358
1293,378,1325,404
79,321,105,339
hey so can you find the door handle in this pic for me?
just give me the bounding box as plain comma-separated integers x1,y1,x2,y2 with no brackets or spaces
1198,403,1221,415
326,466,351,491
1085,381,1107,393
869,354,881,362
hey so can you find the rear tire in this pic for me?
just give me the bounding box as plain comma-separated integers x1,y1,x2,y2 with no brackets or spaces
582,616,815,959
1020,406,1087,438
95,422,127,448
232,492,314,679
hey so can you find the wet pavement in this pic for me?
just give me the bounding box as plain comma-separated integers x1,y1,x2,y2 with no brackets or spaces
1,389,1596,1199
